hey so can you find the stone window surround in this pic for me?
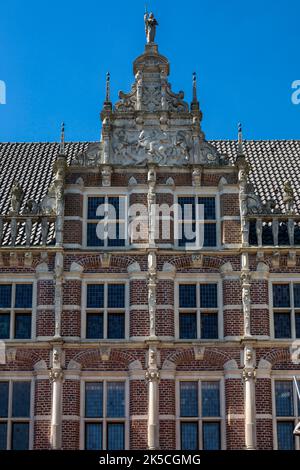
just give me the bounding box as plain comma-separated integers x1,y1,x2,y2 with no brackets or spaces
0,276,37,340
271,374,300,450
79,376,130,450
0,376,34,450
269,276,300,340
81,277,130,340
175,375,226,450
174,275,223,340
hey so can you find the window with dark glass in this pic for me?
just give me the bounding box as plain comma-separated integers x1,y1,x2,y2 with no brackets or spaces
179,283,219,339
86,283,126,339
86,196,126,247
0,284,32,339
84,381,126,450
275,380,300,450
273,284,300,339
179,381,221,450
0,381,31,450
177,196,217,248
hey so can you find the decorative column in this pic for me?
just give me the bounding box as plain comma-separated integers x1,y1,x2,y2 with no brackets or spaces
49,344,64,450
241,252,251,338
243,345,256,450
54,253,63,338
147,165,157,247
146,345,160,450
148,251,157,339
236,124,250,247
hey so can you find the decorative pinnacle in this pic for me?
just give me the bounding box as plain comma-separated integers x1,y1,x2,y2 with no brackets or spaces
237,122,244,155
59,122,65,155
192,72,197,102
105,72,111,102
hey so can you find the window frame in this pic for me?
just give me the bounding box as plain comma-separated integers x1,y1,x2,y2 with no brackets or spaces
271,280,300,340
0,280,36,340
0,377,34,450
80,377,129,450
272,376,300,450
176,376,226,450
175,277,223,340
81,279,129,340
84,192,129,249
174,193,220,250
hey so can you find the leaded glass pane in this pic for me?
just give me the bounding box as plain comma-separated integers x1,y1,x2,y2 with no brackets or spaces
179,285,196,308
87,285,104,308
202,382,220,417
273,284,290,307
12,423,29,450
15,285,32,308
85,423,102,450
180,382,198,417
178,197,195,220
85,383,103,418
200,284,218,308
86,314,103,339
0,423,7,450
181,422,198,450
198,197,216,220
107,423,124,450
275,381,293,417
0,382,9,417
0,285,12,308
107,382,125,418
203,422,220,450
0,314,10,339
87,223,104,247
179,313,197,339
296,313,300,338
203,223,217,247
294,284,300,308
201,313,218,339
88,197,105,219
107,313,125,339
15,313,31,339
12,382,31,417
277,422,295,450
274,312,291,338
107,284,125,308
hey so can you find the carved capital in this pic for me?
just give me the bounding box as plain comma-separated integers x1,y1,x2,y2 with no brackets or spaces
49,369,64,382
243,368,256,382
145,370,160,382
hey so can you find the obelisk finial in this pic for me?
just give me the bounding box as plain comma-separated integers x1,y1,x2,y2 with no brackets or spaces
60,122,65,155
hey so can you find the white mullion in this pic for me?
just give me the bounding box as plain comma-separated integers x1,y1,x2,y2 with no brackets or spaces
125,281,129,340
104,284,108,339
80,380,85,450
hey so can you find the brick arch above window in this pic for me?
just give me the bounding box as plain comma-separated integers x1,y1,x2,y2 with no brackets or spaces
165,255,234,272
5,348,49,370
70,348,143,371
162,347,233,370
70,254,141,273
258,348,294,369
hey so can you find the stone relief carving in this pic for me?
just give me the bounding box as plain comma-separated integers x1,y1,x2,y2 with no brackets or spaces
10,181,24,214
72,143,102,167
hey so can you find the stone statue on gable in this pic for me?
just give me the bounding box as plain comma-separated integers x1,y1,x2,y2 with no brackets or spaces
144,12,158,43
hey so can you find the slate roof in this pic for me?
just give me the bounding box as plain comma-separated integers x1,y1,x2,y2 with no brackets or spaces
0,140,299,245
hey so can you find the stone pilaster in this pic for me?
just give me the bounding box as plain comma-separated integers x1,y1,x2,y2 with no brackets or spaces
146,345,160,450
49,343,64,450
242,345,256,450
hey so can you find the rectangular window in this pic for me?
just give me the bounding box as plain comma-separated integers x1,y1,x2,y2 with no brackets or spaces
177,196,217,248
179,380,222,450
0,284,33,339
84,381,126,450
0,381,31,450
178,283,219,339
85,283,126,339
86,196,126,247
275,380,300,450
273,283,300,339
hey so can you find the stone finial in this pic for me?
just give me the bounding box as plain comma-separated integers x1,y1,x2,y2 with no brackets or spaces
59,122,65,155
105,72,110,102
191,72,200,111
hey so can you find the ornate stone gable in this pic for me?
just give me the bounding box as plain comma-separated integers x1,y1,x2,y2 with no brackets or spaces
72,43,229,168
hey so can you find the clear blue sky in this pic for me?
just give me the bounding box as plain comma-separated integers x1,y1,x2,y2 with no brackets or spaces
0,0,299,142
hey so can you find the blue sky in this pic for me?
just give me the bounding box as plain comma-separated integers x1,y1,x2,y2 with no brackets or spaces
0,0,299,142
